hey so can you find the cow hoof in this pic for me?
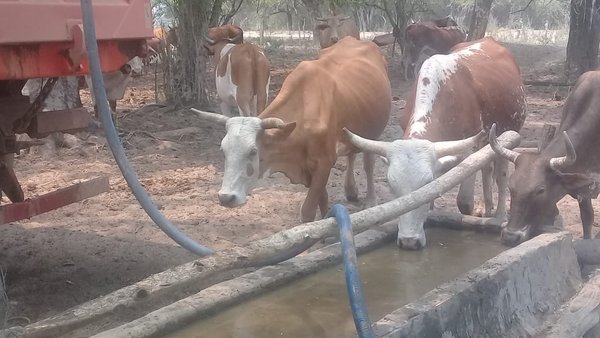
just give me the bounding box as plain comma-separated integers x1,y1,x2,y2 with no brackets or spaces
346,194,359,203
457,202,475,216
494,209,507,221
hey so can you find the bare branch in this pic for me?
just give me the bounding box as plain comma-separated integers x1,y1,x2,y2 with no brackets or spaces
511,0,536,14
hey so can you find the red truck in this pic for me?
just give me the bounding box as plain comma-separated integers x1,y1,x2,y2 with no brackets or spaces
0,0,153,223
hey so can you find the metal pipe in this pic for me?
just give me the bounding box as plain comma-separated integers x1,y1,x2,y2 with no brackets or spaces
79,0,214,256
326,204,375,338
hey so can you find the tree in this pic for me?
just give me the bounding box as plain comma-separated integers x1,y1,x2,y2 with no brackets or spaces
165,0,212,107
565,0,600,81
467,0,494,40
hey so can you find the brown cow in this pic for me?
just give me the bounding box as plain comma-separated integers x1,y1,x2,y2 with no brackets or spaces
346,37,526,250
401,19,466,80
489,70,600,246
316,15,360,49
194,37,391,222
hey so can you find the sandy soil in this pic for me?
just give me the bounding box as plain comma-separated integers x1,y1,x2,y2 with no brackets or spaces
0,39,590,326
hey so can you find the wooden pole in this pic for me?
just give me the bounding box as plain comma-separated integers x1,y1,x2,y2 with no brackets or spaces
425,210,504,233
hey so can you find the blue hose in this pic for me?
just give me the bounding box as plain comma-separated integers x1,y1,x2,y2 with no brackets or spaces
79,0,214,256
326,204,375,338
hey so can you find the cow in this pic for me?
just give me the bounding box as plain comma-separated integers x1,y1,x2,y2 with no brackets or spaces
84,57,143,116
401,18,466,80
489,70,600,246
346,37,527,250
315,15,360,49
194,37,391,222
205,26,269,117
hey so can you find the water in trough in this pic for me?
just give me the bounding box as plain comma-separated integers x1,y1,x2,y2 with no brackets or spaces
166,228,505,338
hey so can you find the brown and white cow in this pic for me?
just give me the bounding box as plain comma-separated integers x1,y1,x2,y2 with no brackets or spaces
316,15,360,49
489,70,600,246
401,18,466,80
205,26,269,117
194,37,391,222
346,37,527,249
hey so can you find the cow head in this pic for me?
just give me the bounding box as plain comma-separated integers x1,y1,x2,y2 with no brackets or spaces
316,15,354,49
205,25,244,64
193,109,296,208
344,128,484,250
489,123,596,246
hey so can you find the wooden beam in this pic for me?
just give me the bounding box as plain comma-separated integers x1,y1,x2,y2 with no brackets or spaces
0,176,110,224
425,210,504,233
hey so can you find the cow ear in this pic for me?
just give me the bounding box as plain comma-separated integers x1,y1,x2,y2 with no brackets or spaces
316,24,329,30
558,172,599,200
262,122,296,143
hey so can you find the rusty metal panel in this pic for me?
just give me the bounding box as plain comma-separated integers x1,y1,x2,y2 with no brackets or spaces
0,176,110,225
0,0,153,45
0,40,139,80
28,107,92,138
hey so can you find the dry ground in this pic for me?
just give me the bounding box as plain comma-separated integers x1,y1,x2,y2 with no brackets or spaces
0,38,588,326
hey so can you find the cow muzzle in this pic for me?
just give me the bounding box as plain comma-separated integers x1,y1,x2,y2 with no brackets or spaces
217,191,245,208
397,235,426,250
500,227,529,247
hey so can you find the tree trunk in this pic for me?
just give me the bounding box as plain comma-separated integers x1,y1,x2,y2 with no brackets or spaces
166,0,211,108
565,0,600,82
467,0,494,41
209,0,223,27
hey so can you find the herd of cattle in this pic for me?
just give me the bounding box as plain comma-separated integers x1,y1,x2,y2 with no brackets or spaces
21,15,597,251
192,15,600,251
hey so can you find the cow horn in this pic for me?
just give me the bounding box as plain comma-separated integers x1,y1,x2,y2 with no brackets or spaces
343,128,388,157
549,131,577,171
316,17,327,22
260,118,287,129
340,16,351,20
232,28,243,42
191,108,229,125
205,36,216,45
489,123,520,163
433,130,485,158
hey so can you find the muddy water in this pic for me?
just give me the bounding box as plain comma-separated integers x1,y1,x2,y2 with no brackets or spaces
166,229,505,338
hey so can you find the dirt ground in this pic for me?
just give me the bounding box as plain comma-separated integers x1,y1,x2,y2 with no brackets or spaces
0,39,589,326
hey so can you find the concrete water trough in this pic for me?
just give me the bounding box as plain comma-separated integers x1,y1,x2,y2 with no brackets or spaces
18,130,600,337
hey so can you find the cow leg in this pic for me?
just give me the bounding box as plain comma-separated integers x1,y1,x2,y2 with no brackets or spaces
301,166,332,223
109,100,117,113
318,188,329,219
457,174,476,215
494,158,509,220
579,198,594,239
344,153,358,202
481,162,494,217
220,101,233,117
236,87,254,117
363,152,376,208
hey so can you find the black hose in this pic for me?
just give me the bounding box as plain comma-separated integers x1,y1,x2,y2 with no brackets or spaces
79,0,214,256
326,204,375,338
